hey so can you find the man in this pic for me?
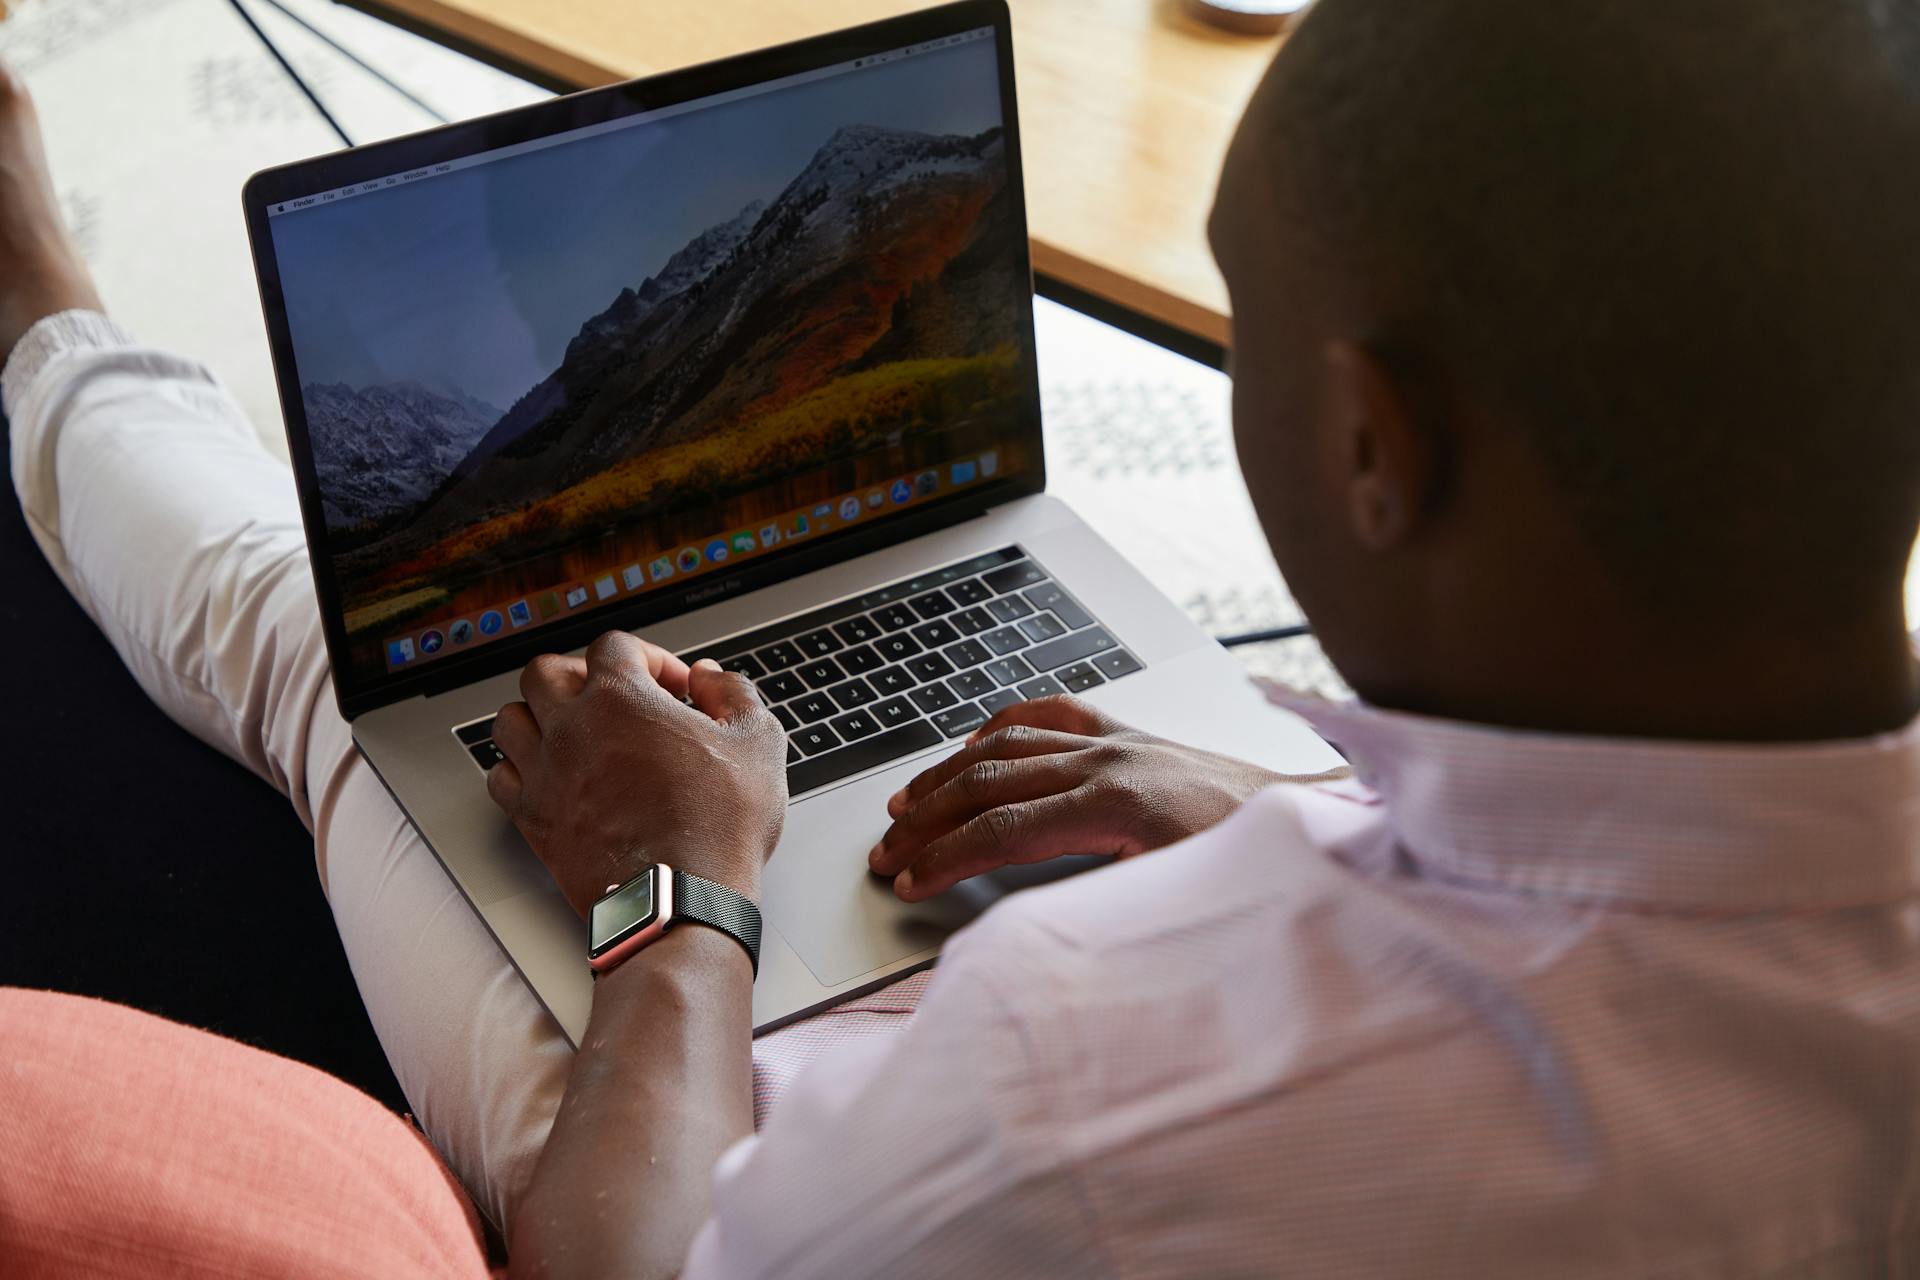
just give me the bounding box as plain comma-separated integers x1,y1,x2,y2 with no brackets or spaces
7,0,1920,1275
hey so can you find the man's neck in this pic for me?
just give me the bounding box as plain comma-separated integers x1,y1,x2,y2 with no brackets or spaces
1352,607,1920,744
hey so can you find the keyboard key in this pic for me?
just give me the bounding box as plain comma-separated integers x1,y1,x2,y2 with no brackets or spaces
932,703,989,738
791,724,843,756
831,709,881,741
828,678,878,710
1023,582,1094,630
797,657,846,689
985,656,1036,686
467,740,505,770
773,704,800,731
979,689,1023,717
756,640,803,671
787,741,802,764
834,616,882,645
983,560,1047,594
838,644,885,676
871,696,918,729
873,603,918,631
981,626,1030,656
947,670,997,701
790,692,837,723
906,653,955,683
720,653,767,679
1057,662,1107,694
788,720,942,794
1094,650,1144,681
910,619,960,649
873,633,924,663
910,683,960,714
757,672,807,703
1016,674,1067,701
948,578,993,606
1024,627,1118,673
796,628,844,658
951,607,995,636
985,595,1034,624
870,665,916,695
943,638,992,669
908,589,956,619
454,718,496,746
1019,613,1067,644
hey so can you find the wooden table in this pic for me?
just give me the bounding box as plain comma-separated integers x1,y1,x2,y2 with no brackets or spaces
347,0,1289,355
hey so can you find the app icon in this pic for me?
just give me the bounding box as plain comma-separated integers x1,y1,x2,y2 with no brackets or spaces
813,504,832,520
759,524,782,547
979,450,999,477
789,513,811,537
950,460,978,485
839,496,861,521
594,574,618,601
565,586,589,609
418,629,444,655
731,531,756,555
387,637,415,665
622,563,646,591
706,540,730,564
477,610,504,636
649,556,675,582
917,470,938,496
866,489,884,509
677,547,701,573
889,479,912,505
538,591,562,619
508,601,532,628
449,618,475,645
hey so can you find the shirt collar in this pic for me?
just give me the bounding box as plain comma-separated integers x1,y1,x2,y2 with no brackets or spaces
1265,684,1920,912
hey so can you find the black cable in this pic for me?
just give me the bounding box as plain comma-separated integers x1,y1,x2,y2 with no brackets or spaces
225,0,354,148
255,0,449,124
1216,624,1313,648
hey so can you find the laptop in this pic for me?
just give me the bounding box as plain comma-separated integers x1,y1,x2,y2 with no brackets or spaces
241,0,1342,1042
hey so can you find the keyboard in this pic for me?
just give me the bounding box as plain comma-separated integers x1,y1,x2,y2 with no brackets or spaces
452,546,1144,796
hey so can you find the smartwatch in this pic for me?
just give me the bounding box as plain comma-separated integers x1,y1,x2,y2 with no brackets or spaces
588,864,762,977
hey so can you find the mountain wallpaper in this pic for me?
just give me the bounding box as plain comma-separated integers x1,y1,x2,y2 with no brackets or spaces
301,121,1029,656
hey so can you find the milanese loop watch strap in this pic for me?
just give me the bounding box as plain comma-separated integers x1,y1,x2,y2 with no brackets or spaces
672,869,763,977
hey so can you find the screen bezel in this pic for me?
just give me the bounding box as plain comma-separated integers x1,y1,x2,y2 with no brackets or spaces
241,0,1043,721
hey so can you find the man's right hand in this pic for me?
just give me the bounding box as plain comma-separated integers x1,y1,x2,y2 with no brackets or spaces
0,64,103,361
869,697,1346,901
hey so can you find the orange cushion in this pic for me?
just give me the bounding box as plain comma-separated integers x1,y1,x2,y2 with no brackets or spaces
0,987,491,1279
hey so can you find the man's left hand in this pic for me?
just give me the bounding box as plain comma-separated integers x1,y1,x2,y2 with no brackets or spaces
488,631,789,916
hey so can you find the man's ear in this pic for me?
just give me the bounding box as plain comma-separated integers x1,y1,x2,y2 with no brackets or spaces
1321,340,1439,550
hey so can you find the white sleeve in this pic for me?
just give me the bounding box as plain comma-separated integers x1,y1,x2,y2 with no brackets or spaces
681,906,1103,1280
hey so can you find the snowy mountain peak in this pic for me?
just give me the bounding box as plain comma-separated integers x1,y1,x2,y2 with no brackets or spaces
304,381,502,533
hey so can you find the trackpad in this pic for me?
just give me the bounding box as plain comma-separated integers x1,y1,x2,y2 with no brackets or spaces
764,755,1108,986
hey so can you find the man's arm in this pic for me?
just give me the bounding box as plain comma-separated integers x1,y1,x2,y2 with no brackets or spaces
510,927,754,1280
485,632,786,1280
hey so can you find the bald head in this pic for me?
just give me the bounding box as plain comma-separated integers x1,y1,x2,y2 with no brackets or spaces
1218,0,1920,616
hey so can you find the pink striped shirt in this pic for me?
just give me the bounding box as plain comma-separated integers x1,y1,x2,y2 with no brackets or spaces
710,689,1920,1277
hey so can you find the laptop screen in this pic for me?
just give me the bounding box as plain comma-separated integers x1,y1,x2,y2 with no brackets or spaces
258,22,1034,693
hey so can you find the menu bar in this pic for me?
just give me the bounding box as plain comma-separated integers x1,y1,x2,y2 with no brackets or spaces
266,26,996,219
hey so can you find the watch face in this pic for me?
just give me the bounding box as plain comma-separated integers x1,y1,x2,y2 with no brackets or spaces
589,870,657,956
